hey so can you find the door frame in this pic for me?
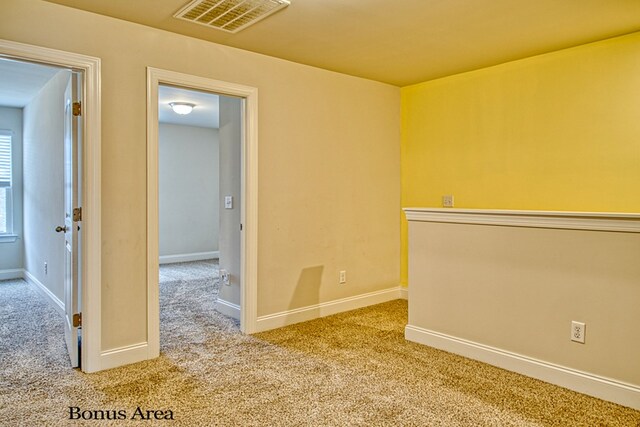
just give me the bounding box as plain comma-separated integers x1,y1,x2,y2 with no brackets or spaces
146,67,259,358
0,39,102,372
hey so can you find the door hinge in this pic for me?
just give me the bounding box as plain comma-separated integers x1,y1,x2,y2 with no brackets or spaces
73,313,82,328
73,101,82,116
73,207,82,222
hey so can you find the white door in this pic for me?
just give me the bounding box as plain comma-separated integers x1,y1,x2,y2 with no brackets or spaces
59,73,81,367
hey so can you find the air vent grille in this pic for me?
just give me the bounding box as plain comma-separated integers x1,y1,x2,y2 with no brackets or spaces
175,0,290,33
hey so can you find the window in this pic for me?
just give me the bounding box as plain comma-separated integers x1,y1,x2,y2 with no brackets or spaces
0,130,13,235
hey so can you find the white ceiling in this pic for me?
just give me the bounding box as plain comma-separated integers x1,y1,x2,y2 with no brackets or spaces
159,85,219,129
0,58,62,108
42,0,640,86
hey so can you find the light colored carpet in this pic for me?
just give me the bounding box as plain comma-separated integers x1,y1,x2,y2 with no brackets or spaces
1,263,639,426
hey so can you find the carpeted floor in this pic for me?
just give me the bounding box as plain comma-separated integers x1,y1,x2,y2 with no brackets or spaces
1,261,639,426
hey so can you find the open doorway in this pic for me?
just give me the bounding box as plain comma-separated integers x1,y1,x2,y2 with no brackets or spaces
158,85,221,296
157,85,243,348
0,57,81,368
147,68,259,360
0,39,101,372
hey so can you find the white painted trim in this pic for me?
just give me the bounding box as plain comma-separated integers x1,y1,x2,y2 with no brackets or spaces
403,208,640,233
99,342,149,372
405,324,640,411
147,68,259,361
255,287,402,333
399,287,408,300
159,251,219,264
24,270,64,317
0,234,18,243
241,86,259,335
215,298,241,320
0,39,102,373
0,268,23,281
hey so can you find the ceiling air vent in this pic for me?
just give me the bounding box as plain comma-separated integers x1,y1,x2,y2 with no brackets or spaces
174,0,290,33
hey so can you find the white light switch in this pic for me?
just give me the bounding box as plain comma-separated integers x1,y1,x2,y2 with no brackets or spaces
224,196,233,209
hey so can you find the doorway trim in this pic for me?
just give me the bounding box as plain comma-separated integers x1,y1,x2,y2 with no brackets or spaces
0,39,102,372
146,67,259,358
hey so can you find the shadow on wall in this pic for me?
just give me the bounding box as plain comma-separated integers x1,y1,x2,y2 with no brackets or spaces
288,266,324,312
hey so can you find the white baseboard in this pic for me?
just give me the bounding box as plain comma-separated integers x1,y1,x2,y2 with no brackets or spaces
159,251,219,265
100,342,150,371
405,324,640,411
0,268,24,281
215,298,241,320
24,270,65,317
399,287,408,300
255,286,404,333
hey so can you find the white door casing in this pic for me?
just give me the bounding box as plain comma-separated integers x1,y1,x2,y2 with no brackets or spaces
0,39,102,372
146,67,258,359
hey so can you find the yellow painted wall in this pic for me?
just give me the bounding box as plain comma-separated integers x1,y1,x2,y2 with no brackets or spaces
401,32,640,284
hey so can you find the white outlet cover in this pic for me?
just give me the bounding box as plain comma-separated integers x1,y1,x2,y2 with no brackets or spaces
571,321,586,344
220,269,230,286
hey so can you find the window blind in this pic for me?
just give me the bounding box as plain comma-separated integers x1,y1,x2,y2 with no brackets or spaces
0,131,11,188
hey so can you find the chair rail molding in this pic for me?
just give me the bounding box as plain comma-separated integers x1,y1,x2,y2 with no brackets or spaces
403,208,640,233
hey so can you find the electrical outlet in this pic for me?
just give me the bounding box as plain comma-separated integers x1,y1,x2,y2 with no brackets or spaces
571,321,586,344
442,195,454,208
220,269,230,286
339,270,346,284
44,262,48,275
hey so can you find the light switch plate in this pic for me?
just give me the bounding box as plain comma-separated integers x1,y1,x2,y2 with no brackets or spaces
224,196,233,209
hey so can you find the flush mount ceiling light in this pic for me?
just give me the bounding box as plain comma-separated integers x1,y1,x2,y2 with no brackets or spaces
169,102,196,115
174,0,291,34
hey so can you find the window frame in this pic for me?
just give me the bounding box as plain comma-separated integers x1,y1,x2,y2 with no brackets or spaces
0,129,17,242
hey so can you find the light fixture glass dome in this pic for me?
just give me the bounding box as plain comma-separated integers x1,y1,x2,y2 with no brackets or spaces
169,102,196,115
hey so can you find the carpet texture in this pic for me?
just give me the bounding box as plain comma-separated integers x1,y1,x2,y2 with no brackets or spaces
1,261,639,426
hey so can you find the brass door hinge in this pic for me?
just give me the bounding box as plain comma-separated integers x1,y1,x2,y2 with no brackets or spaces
73,207,82,222
73,313,82,328
73,102,81,116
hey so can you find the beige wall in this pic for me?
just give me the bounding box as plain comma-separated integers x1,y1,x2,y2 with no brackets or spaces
23,70,70,301
0,0,401,351
408,220,640,386
158,123,220,258
217,95,242,310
